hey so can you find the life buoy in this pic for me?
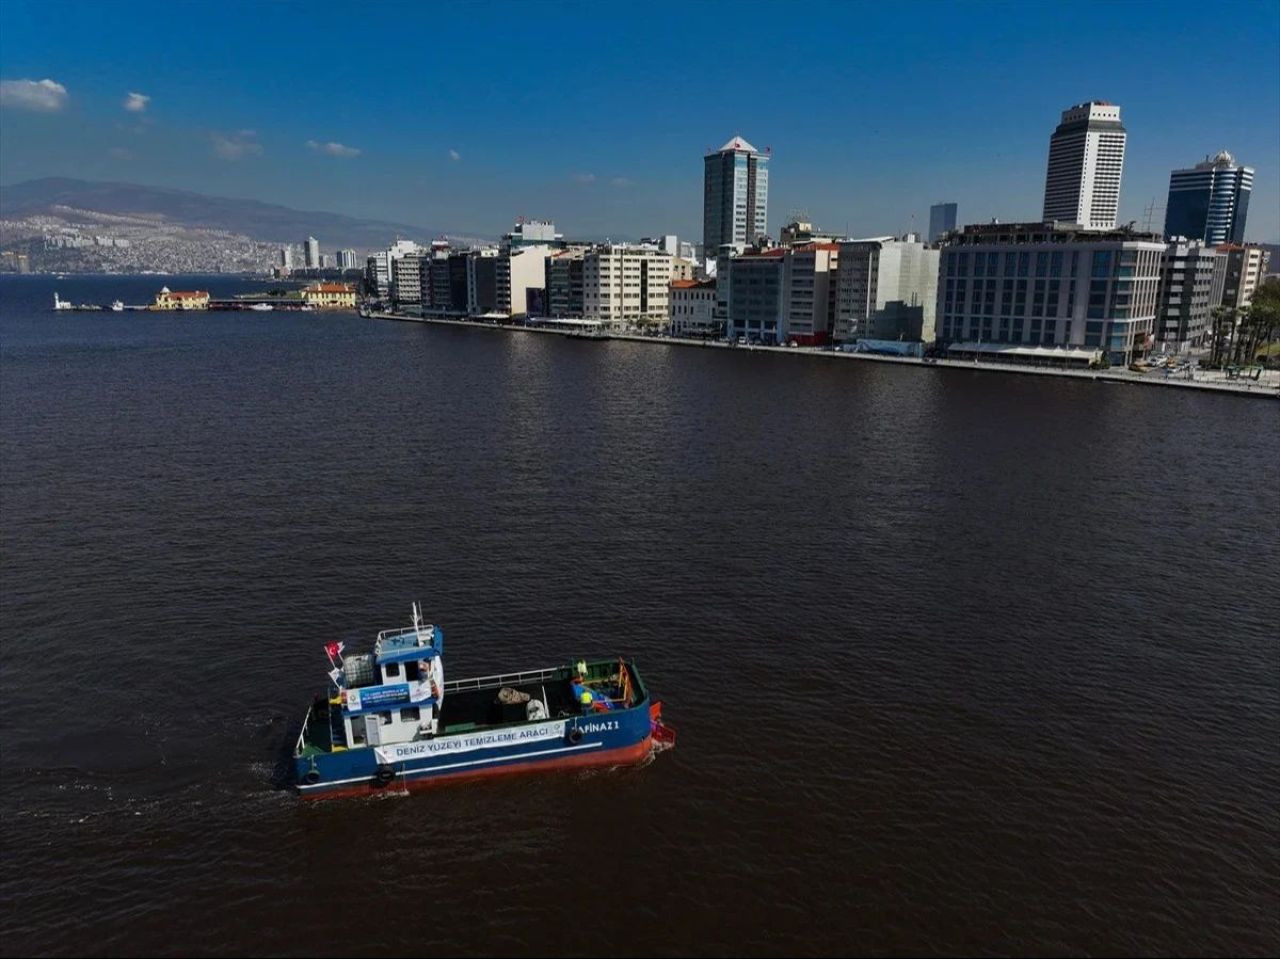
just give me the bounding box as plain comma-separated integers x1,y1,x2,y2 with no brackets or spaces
304,769,320,785
374,764,395,785
568,727,583,744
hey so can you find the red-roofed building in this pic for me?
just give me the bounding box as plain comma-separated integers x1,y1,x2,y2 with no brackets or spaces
303,282,357,309
152,288,210,310
669,278,718,336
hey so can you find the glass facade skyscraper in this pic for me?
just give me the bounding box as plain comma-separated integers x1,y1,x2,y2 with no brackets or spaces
703,136,769,254
928,203,957,243
1164,151,1253,245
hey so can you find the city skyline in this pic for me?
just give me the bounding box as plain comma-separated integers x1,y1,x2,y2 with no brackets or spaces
1,1,1278,243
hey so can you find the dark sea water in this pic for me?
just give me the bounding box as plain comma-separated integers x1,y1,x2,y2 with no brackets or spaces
1,274,1277,957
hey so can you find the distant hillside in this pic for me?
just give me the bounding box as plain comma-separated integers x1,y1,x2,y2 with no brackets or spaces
0,178,452,251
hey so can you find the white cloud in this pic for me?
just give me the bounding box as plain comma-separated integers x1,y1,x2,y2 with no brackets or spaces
611,177,633,188
307,139,361,158
572,172,597,184
212,130,262,160
123,92,150,113
0,78,68,112
449,148,461,161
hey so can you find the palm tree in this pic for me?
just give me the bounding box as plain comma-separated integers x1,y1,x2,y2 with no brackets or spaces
1247,279,1280,366
1230,306,1251,366
1208,306,1234,368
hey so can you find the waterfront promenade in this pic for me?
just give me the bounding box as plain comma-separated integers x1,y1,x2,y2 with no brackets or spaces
369,311,1280,400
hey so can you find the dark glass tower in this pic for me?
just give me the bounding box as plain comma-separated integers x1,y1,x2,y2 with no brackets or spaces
1164,151,1253,245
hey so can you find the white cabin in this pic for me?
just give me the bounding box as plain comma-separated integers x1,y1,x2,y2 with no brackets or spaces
338,612,444,749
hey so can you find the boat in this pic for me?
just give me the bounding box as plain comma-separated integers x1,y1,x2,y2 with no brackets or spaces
249,303,274,311
53,293,73,311
110,300,124,312
293,604,674,799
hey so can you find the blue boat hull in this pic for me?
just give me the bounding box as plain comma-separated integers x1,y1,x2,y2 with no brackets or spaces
294,704,655,800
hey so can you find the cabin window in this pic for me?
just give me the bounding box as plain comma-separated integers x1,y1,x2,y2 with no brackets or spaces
349,721,366,746
400,707,420,723
405,661,421,681
385,662,401,677
379,711,393,725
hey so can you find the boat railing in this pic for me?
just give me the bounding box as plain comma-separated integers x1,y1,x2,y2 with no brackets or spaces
375,625,420,643
445,667,560,694
374,625,440,658
294,702,314,757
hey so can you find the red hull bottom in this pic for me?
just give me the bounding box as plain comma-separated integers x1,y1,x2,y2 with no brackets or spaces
300,735,655,801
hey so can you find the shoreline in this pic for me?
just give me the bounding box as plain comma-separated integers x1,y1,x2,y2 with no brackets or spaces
368,312,1280,401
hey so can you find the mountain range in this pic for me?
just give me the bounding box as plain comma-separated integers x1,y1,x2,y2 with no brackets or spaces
0,178,457,251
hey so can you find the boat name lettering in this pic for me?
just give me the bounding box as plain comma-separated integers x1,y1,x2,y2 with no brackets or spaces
375,721,568,763
580,720,620,733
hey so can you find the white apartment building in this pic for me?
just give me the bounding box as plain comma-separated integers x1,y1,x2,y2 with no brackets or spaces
1043,101,1126,230
495,245,550,317
834,235,940,343
391,252,424,305
366,252,391,298
1154,241,1223,352
583,246,673,328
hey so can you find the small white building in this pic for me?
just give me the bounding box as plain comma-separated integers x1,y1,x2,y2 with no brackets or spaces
669,279,718,336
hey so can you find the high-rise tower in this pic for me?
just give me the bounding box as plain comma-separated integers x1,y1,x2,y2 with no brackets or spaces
703,136,769,254
1042,101,1126,230
1164,151,1253,245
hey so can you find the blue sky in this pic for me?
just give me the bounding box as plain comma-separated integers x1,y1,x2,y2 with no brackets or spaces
1,0,1278,242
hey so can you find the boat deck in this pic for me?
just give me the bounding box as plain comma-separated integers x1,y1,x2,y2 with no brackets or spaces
437,677,580,734
296,660,639,758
